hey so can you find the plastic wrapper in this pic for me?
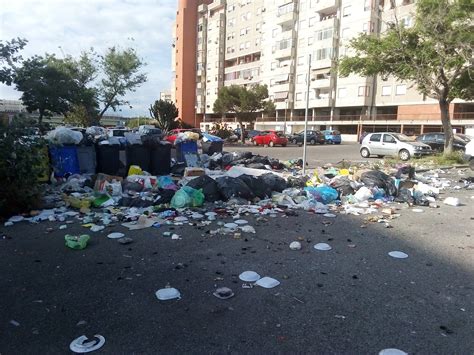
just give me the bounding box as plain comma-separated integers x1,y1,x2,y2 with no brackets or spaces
170,186,204,208
304,185,339,204
46,127,83,145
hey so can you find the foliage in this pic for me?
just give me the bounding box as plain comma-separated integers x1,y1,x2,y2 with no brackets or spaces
0,116,47,216
213,84,273,142
64,104,99,127
0,37,27,85
126,117,157,129
209,123,233,140
149,99,179,132
339,0,473,154
97,47,147,118
384,151,466,167
14,55,81,123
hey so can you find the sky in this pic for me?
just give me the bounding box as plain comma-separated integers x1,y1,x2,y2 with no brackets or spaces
0,0,177,117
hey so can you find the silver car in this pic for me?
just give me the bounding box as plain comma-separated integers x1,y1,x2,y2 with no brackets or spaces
360,132,433,161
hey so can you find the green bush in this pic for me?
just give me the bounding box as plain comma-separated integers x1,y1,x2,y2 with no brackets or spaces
210,123,233,139
0,116,47,217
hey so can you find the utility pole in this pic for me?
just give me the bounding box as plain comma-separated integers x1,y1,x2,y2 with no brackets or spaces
303,54,311,175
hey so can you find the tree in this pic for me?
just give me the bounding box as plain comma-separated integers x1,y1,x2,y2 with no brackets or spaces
149,99,179,132
97,47,147,118
213,84,274,142
339,0,473,154
14,55,81,124
126,117,157,129
0,38,27,85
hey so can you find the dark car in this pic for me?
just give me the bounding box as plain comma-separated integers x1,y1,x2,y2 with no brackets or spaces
416,133,466,152
289,130,325,145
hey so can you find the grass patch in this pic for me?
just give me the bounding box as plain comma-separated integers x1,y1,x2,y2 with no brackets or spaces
383,151,467,167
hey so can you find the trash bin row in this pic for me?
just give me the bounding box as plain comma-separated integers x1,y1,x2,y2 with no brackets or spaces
49,143,173,178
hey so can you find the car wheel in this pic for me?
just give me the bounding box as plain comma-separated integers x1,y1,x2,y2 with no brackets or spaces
292,139,297,145
360,147,370,158
328,140,333,144
377,155,384,158
470,158,474,171
253,140,258,146
399,149,410,161
269,141,275,147
310,139,316,145
282,144,287,147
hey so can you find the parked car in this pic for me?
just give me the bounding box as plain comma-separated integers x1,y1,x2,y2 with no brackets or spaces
416,133,466,152
289,130,325,145
463,139,474,170
140,127,162,136
233,128,248,139
360,132,432,161
455,133,471,144
252,130,288,147
107,127,129,137
321,129,342,144
165,128,202,144
247,130,262,141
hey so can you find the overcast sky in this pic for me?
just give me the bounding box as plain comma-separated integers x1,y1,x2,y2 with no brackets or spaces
0,0,177,117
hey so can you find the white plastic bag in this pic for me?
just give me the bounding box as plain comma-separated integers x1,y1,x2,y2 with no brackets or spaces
46,127,83,145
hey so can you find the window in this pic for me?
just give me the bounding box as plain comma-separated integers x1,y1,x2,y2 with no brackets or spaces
316,28,333,40
364,0,371,11
255,38,260,46
383,134,396,143
271,62,278,70
338,88,347,98
272,28,279,38
382,86,391,96
227,32,235,40
343,5,351,17
308,36,314,45
298,37,305,46
316,47,333,60
396,85,406,95
299,20,306,29
245,41,250,49
309,17,316,27
358,86,370,97
239,43,245,51
228,18,235,27
298,56,304,65
297,74,304,84
296,92,303,101
370,133,381,142
341,28,350,39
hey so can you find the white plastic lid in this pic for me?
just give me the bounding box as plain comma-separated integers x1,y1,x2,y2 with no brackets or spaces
255,277,280,289
239,271,261,282
388,251,408,259
314,243,332,251
155,288,181,300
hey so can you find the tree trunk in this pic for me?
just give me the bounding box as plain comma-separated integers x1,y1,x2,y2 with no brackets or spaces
238,120,245,143
439,99,454,155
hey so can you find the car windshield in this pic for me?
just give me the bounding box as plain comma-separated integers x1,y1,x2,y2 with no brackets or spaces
275,131,285,137
392,133,411,142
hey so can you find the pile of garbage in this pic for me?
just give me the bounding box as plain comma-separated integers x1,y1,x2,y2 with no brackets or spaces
4,145,469,237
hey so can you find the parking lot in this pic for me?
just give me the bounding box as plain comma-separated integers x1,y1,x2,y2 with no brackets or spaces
226,142,367,167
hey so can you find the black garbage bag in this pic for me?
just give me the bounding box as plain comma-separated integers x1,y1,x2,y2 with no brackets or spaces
247,155,270,166
186,175,221,202
221,153,236,166
269,159,284,170
330,176,354,196
287,175,309,188
246,163,267,170
261,173,287,192
216,176,255,201
156,188,175,204
171,162,186,176
120,196,155,208
395,188,414,206
238,174,273,199
360,170,397,196
123,181,144,193
232,151,253,160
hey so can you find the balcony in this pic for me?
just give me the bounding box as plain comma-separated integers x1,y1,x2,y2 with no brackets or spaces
198,3,207,13
313,17,337,32
272,39,293,59
277,10,296,26
310,97,331,108
314,0,337,12
311,77,330,89
208,0,225,11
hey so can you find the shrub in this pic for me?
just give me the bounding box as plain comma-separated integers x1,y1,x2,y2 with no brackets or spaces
0,116,47,217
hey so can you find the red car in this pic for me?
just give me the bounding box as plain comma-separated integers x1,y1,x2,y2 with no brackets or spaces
165,128,202,144
252,130,288,147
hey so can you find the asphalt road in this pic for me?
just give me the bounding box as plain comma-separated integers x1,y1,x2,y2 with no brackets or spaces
226,142,367,167
1,171,473,354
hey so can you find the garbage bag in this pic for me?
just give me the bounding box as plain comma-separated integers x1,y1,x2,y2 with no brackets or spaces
186,175,221,202
354,186,373,202
157,188,178,204
395,188,414,206
238,174,272,199
330,176,354,196
216,176,255,201
202,133,223,142
413,190,430,206
360,170,397,196
304,185,339,204
221,153,235,166
46,127,83,145
170,186,204,208
157,176,178,190
260,173,287,192
287,175,309,188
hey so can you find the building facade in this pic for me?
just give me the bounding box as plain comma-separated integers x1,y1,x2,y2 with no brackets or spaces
173,0,473,139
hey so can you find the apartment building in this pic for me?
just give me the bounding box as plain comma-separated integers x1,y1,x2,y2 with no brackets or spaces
172,0,473,139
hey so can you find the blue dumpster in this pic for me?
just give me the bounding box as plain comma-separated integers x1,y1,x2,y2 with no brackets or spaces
49,145,80,177
175,141,198,163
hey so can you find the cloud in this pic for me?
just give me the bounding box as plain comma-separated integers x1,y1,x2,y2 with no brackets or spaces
0,0,177,117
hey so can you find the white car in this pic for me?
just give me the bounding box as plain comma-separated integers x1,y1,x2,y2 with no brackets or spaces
360,132,433,161
463,139,474,169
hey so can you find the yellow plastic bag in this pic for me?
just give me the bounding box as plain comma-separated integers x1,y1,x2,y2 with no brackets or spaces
306,170,322,187
128,165,143,176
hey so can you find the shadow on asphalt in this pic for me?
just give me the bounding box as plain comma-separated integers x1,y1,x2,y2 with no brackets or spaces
1,200,473,353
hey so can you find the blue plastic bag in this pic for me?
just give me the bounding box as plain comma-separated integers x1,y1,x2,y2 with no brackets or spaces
304,185,339,204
